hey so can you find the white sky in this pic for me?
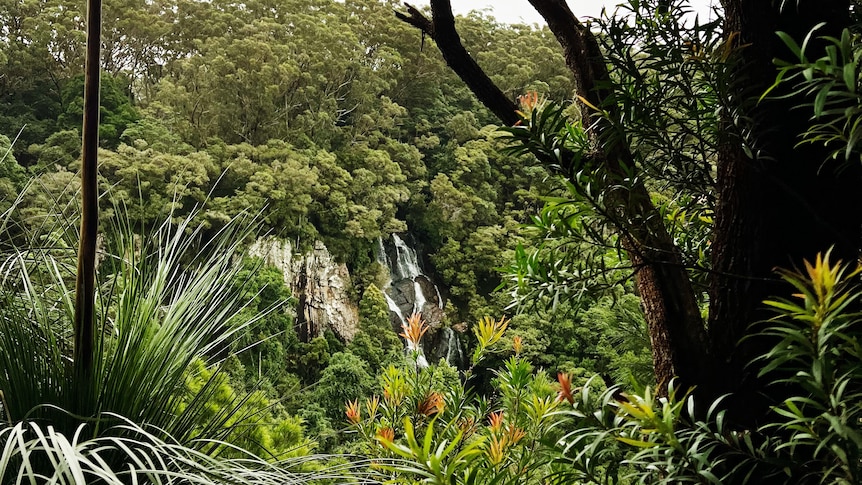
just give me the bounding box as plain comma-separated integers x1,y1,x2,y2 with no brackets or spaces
412,0,721,25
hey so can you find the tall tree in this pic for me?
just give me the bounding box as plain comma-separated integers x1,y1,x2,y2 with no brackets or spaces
396,0,862,403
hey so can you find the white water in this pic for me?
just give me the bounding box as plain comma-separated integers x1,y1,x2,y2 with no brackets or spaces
433,284,444,309
413,280,427,314
442,327,464,367
385,293,407,327
374,236,392,284
381,234,449,369
393,234,422,280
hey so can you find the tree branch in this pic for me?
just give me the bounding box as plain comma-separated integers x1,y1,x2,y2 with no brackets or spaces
526,0,612,111
395,0,712,395
395,1,519,125
393,3,433,35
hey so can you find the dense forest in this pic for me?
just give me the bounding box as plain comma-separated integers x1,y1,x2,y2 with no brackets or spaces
2,0,862,482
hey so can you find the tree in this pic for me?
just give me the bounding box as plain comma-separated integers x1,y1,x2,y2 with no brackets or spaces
396,0,862,407
349,284,403,368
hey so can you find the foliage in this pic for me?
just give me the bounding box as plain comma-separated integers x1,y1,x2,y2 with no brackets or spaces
769,25,862,161
349,284,404,369
180,359,309,460
0,134,26,213
313,351,376,423
230,257,301,399
348,313,568,484
0,197,319,477
505,293,653,386
344,253,862,484
499,0,729,311
551,252,862,483
0,413,354,484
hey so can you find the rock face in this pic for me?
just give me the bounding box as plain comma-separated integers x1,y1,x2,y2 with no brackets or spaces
249,237,359,342
248,233,465,368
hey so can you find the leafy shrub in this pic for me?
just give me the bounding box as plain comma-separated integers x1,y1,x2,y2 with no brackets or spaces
552,252,862,483
352,253,862,484
0,199,335,481
347,313,575,484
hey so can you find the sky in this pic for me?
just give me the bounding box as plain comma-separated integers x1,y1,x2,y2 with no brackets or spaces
411,0,721,25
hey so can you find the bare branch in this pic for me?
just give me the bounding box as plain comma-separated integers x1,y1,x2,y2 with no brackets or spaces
527,0,611,111
395,0,519,125
394,3,433,35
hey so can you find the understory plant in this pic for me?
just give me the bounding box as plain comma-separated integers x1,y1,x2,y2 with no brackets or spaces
347,313,582,484
354,253,862,484
551,251,862,483
0,192,361,482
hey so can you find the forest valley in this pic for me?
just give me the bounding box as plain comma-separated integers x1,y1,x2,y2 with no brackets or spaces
2,0,862,482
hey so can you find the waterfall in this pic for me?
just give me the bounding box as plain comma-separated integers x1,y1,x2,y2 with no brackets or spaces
385,234,439,318
378,233,451,369
442,327,465,368
433,284,444,309
393,234,422,280
374,236,392,282
413,280,427,314
385,293,406,327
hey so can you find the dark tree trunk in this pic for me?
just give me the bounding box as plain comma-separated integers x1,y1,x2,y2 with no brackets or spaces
398,0,712,395
74,0,101,392
395,1,519,126
526,0,712,395
710,0,861,404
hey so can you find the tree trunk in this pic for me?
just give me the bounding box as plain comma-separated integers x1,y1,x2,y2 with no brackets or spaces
398,0,712,395
710,0,861,403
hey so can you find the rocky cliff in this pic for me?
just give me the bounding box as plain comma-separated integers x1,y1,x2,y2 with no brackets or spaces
249,237,359,342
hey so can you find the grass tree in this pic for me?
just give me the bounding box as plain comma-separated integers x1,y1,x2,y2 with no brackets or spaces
73,0,101,394
0,0,372,481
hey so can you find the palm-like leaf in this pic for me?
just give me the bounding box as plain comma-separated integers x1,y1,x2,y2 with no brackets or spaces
0,413,378,484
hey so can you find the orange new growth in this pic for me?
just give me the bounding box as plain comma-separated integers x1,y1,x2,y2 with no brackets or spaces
488,411,504,432
517,90,541,113
400,312,428,350
376,427,395,444
417,391,445,416
513,335,523,355
345,399,361,424
557,372,575,404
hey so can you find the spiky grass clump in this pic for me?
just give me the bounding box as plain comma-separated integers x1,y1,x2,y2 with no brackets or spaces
0,412,379,484
0,191,377,482
0,205,262,439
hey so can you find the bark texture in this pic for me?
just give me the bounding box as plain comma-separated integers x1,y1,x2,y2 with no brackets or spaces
710,0,861,402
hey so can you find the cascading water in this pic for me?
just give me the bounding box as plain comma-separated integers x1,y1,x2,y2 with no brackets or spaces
374,236,406,327
384,234,443,321
412,280,427,314
374,236,391,271
385,293,407,327
441,327,465,368
393,234,422,280
375,234,463,368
